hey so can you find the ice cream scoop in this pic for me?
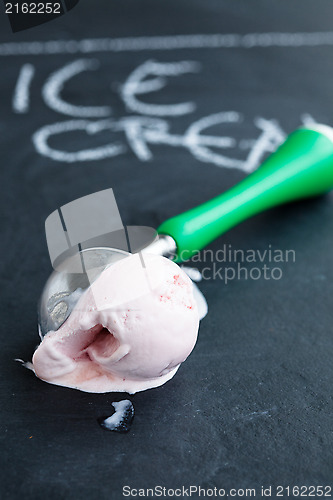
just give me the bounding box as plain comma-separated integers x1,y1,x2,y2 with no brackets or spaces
35,124,333,393
33,253,199,393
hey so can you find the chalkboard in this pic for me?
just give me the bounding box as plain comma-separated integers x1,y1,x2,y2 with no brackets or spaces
1,1,333,498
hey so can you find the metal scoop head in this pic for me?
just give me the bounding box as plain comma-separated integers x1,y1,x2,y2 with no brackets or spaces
38,247,130,338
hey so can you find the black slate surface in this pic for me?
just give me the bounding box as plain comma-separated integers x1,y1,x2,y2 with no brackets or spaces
1,1,333,498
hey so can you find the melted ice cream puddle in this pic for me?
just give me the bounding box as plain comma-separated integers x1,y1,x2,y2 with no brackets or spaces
98,400,134,433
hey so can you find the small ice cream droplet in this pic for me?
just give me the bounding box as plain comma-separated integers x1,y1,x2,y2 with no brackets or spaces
98,400,134,433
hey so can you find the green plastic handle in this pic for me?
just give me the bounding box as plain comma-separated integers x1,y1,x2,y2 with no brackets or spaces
157,126,333,262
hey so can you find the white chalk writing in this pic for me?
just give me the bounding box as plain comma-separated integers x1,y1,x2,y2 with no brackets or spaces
8,52,325,171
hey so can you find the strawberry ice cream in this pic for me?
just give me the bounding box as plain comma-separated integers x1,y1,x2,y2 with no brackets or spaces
32,253,199,393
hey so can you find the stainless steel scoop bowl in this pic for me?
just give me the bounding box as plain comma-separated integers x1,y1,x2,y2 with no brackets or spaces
38,235,177,338
38,247,131,337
